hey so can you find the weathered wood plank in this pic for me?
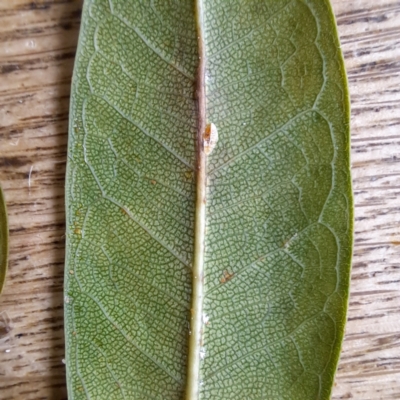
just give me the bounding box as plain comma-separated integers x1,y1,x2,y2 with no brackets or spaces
332,1,400,399
0,0,399,399
0,1,81,399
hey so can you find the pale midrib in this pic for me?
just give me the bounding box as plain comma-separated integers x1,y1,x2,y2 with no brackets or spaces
185,0,206,399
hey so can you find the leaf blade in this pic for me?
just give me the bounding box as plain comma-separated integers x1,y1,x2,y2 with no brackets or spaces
65,1,198,398
65,1,352,399
203,1,352,399
200,1,352,398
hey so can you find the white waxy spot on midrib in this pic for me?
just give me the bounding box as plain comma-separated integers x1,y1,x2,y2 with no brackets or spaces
200,347,206,360
203,123,218,155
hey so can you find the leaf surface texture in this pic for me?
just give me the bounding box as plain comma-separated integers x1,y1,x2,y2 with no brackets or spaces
65,1,352,399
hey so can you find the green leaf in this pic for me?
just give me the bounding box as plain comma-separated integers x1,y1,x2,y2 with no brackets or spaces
65,0,352,399
0,185,8,295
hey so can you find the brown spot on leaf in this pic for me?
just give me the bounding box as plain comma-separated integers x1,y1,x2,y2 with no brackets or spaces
185,171,193,180
220,270,234,284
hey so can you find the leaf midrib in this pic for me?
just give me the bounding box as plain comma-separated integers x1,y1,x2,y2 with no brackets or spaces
185,1,206,399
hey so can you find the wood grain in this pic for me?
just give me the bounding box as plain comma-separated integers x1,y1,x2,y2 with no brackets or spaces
0,0,399,399
0,1,81,399
331,1,400,399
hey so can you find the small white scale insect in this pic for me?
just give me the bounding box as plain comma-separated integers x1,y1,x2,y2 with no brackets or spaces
200,347,206,360
203,123,218,155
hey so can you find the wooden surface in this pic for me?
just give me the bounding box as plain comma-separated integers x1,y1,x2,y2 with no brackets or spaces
0,0,399,399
